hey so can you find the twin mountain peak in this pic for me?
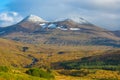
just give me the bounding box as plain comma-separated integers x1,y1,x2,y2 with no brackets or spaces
21,14,89,24
0,14,108,34
0,14,120,47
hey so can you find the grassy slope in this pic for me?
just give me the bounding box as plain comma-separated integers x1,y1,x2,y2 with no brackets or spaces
0,38,116,68
0,38,35,67
0,38,120,80
0,38,112,67
0,67,120,80
52,50,120,70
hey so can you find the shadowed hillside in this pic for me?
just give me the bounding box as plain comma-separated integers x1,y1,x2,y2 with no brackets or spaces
52,50,120,70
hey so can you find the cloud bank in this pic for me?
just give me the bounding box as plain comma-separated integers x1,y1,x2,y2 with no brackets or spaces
0,12,23,27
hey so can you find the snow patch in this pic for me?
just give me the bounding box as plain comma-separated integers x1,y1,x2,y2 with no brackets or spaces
40,23,47,28
48,24,57,28
57,26,68,30
70,28,80,30
23,14,46,22
39,23,80,31
60,28,68,30
40,23,46,26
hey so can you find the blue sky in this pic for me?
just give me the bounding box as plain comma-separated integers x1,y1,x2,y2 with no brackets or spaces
0,0,120,30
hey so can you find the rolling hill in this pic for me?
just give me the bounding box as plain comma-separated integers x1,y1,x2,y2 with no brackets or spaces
52,50,120,70
0,38,36,67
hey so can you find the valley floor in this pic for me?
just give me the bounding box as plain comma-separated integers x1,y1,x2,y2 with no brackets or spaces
0,38,120,80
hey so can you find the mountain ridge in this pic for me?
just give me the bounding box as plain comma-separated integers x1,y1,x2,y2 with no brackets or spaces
0,14,120,47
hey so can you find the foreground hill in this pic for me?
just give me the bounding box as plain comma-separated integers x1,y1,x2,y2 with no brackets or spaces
0,38,120,80
52,50,120,70
0,38,35,67
0,15,120,47
0,37,113,68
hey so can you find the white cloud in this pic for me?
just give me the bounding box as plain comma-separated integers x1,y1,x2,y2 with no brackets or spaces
90,0,120,11
12,12,18,16
0,12,23,27
0,13,13,22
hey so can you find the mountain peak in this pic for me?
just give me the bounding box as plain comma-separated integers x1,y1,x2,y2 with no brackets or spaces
56,16,89,24
22,14,46,23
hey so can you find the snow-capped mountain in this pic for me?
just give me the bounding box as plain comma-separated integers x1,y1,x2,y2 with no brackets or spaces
0,14,110,33
38,16,90,31
0,14,120,47
21,14,46,23
16,15,91,31
55,16,89,24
